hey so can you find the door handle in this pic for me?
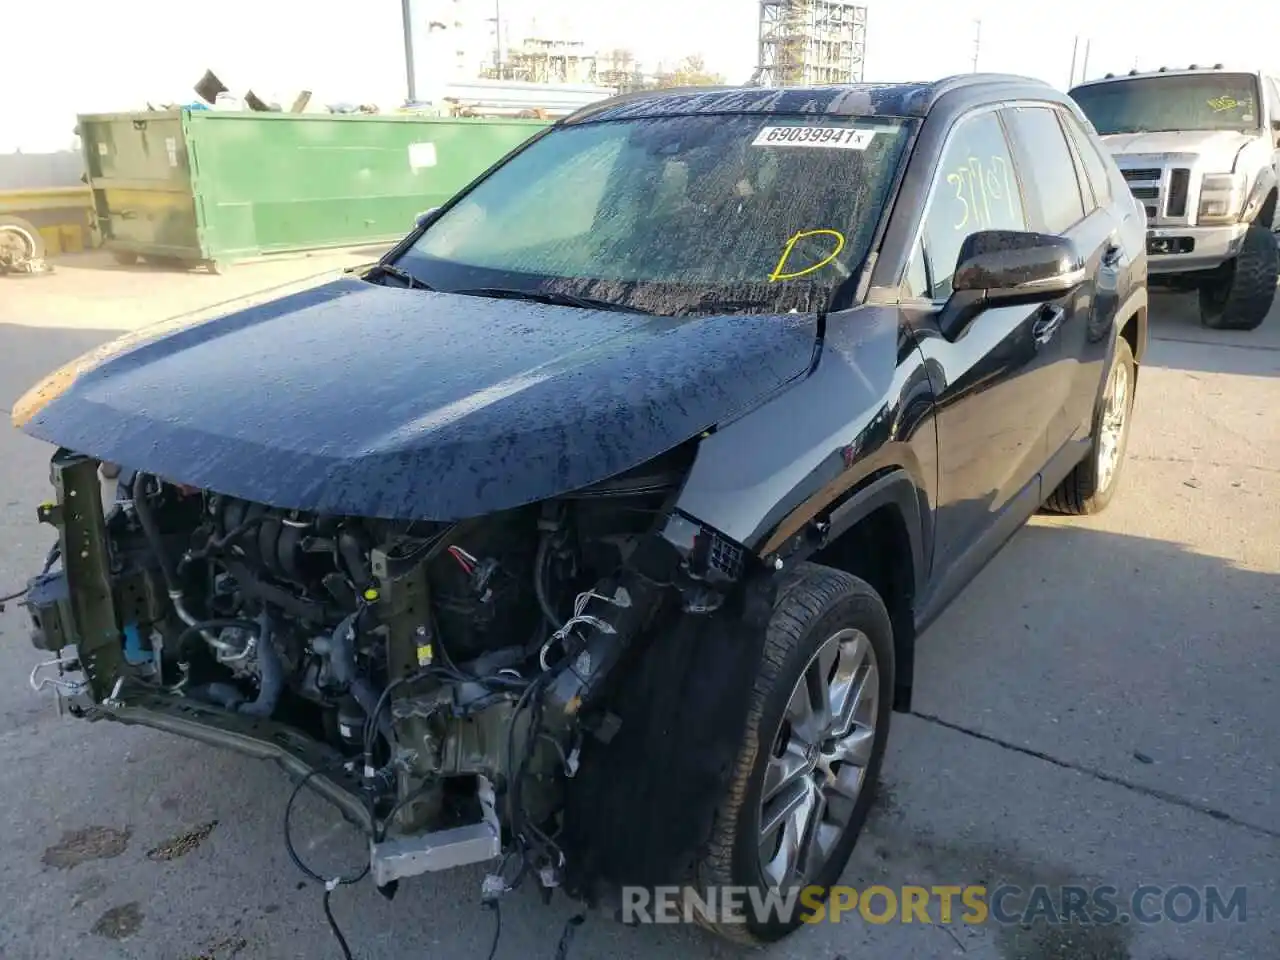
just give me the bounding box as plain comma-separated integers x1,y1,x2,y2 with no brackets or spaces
1033,305,1065,346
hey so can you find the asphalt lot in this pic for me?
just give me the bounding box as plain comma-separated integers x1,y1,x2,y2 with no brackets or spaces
0,252,1276,960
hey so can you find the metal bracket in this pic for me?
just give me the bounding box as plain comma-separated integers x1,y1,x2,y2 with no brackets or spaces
42,451,123,702
370,776,501,887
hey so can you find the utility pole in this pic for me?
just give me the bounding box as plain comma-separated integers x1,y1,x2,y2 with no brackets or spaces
493,0,504,71
972,20,982,73
1068,36,1079,87
1080,38,1091,82
401,0,417,103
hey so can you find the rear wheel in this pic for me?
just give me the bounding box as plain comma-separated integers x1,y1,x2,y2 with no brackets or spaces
0,215,44,273
1045,337,1136,516
694,564,894,945
1198,224,1278,330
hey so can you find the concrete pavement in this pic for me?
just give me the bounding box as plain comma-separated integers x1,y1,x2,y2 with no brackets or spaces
0,255,1275,960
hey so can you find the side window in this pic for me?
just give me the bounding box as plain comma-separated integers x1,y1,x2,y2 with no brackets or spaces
1004,106,1087,233
1061,111,1113,203
1269,78,1280,132
1062,120,1098,215
921,111,1027,299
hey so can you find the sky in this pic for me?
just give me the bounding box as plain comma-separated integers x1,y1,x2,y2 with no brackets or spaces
5,0,1280,153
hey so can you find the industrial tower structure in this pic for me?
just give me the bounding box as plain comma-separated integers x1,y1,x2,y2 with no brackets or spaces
756,0,867,86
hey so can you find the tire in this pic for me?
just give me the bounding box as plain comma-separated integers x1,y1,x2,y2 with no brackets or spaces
693,563,895,945
1044,337,1136,516
0,215,45,272
1197,224,1278,330
112,250,139,266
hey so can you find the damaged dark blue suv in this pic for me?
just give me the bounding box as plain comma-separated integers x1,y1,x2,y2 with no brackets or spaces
13,73,1146,945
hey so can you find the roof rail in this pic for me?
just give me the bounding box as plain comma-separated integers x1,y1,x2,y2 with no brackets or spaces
930,72,1049,97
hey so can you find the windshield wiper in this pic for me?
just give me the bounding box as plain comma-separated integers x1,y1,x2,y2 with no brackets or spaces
452,286,647,314
366,262,433,290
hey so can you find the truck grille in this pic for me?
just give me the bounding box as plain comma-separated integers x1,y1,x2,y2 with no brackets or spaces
1166,168,1190,218
1120,166,1192,223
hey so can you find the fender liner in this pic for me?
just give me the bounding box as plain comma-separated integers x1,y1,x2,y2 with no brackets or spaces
766,468,928,713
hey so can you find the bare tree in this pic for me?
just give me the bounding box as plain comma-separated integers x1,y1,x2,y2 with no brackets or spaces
652,54,725,89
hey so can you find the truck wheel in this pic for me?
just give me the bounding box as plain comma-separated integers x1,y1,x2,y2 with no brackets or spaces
1198,224,1278,330
0,215,45,273
1045,337,1136,516
694,564,894,944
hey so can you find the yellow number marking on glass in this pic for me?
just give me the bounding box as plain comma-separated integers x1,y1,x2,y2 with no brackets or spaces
769,229,847,282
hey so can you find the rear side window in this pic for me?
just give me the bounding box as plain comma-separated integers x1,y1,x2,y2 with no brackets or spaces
1061,120,1098,215
1004,106,1087,233
1061,111,1114,203
920,110,1027,299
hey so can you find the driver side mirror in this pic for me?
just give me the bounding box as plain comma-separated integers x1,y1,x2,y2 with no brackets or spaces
415,206,441,230
938,230,1086,340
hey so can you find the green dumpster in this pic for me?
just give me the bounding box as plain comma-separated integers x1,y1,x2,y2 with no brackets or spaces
77,110,548,271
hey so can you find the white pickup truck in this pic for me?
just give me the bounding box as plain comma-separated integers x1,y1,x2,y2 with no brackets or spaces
1070,66,1280,330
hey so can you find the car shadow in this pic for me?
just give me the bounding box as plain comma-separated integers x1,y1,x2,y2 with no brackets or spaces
1145,289,1280,377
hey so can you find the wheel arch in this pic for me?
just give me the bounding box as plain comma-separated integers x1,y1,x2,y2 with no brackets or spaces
775,469,927,713
1115,286,1148,366
1243,166,1277,228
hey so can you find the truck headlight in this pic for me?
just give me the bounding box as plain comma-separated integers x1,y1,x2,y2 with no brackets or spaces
1197,172,1247,224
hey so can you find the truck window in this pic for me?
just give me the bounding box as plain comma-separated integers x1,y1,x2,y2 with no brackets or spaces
1003,106,1087,234
1060,111,1113,204
1069,73,1261,135
921,110,1027,299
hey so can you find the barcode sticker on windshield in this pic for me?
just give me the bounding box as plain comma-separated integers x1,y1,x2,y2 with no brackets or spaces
752,126,877,150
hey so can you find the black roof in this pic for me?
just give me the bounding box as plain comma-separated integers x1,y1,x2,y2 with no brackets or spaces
565,74,1053,125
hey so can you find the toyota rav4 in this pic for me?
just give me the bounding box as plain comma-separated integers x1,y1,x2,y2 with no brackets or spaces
10,74,1147,947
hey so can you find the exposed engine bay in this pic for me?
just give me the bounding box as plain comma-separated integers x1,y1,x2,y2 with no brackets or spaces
23,448,752,901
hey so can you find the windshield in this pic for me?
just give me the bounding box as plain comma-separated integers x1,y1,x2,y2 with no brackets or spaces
394,113,913,315
1069,74,1261,135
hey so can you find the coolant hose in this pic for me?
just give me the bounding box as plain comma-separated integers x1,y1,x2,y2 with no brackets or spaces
133,472,209,634
132,473,178,594
239,612,283,718
329,613,393,749
534,534,562,630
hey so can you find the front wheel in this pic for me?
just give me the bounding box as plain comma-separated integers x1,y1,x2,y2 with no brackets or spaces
694,564,894,945
1198,224,1278,330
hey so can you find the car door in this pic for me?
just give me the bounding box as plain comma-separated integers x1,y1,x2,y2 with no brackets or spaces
907,107,1062,581
1002,104,1121,475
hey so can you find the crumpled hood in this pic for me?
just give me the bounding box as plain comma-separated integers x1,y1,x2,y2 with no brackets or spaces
14,278,818,519
1100,129,1259,170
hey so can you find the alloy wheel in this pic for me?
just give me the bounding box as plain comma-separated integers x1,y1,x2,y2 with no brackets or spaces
758,627,879,888
1096,356,1130,492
